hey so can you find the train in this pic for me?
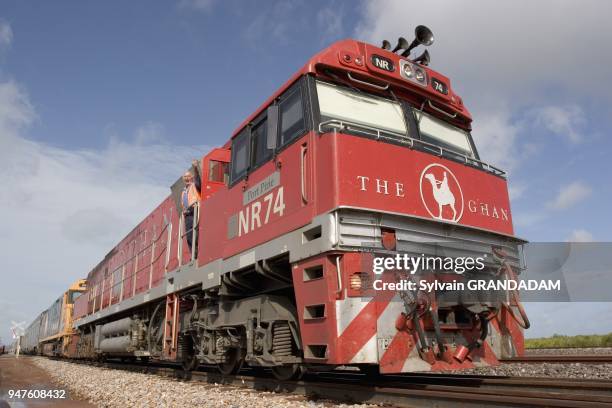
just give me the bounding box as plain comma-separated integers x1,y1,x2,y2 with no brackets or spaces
21,26,528,380
20,279,87,356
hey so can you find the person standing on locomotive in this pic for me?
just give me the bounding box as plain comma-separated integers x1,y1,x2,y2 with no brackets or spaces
182,159,201,255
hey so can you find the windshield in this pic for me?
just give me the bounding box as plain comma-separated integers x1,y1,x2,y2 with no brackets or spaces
415,111,475,158
316,81,407,135
317,80,478,161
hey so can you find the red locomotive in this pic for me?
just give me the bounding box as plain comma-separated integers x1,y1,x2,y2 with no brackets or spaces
27,26,528,379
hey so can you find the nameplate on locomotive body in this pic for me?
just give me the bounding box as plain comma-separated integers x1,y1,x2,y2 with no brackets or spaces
243,171,281,205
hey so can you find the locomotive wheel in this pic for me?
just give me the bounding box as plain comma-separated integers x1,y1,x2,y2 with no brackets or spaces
217,348,244,376
271,364,304,381
180,335,198,371
182,353,198,371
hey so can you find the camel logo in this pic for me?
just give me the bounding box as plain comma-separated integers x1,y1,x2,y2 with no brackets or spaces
419,163,464,222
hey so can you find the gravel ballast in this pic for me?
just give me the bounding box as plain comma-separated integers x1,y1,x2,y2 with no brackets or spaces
33,358,375,408
32,351,612,407
455,346,612,378
454,362,612,380
525,347,612,355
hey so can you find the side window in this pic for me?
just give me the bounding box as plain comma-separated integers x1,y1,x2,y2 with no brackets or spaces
279,85,306,146
230,129,250,184
71,291,82,303
251,116,273,168
68,290,81,304
208,160,229,184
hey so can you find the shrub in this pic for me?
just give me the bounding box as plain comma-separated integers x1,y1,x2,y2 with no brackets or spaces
525,333,612,348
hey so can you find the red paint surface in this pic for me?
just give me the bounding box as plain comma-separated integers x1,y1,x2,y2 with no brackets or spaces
319,133,514,236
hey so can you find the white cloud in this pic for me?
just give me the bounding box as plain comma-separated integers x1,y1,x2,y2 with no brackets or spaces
0,79,207,343
567,229,595,242
470,107,521,173
0,81,34,131
0,19,12,50
530,105,585,143
355,0,612,102
513,211,546,229
177,0,215,12
317,6,344,42
244,0,301,47
547,181,592,210
134,121,165,145
508,182,526,201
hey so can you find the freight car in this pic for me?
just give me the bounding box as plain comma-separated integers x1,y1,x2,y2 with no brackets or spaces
28,27,528,380
21,280,87,357
21,313,45,355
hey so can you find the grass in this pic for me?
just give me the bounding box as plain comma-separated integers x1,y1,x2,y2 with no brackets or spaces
525,333,612,349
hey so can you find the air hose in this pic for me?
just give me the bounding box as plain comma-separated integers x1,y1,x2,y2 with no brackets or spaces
429,307,446,355
454,313,489,362
493,247,531,330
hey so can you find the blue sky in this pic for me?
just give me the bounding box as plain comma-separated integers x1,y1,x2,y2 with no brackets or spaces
2,0,347,150
1,0,611,344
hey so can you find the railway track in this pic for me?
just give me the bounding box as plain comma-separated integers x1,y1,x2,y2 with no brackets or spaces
502,355,612,364
65,359,612,407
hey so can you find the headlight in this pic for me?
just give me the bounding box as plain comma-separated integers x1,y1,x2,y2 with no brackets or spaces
349,272,371,290
415,68,425,83
402,63,413,78
349,273,362,290
399,60,427,87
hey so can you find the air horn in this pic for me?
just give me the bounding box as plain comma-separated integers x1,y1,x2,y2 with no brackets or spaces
401,25,434,57
381,40,391,50
413,49,431,66
391,37,410,53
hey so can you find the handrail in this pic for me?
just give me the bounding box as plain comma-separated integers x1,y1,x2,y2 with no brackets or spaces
318,119,506,177
300,143,308,204
177,210,184,265
191,203,199,262
92,215,175,307
178,202,200,264
427,99,457,119
346,72,390,90
165,221,172,271
95,200,200,307
318,119,414,147
107,222,171,276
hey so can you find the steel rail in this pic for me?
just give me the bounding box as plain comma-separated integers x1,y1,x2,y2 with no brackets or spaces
501,355,612,364
48,358,612,408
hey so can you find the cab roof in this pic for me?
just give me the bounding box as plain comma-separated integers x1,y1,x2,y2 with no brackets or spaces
224,38,471,148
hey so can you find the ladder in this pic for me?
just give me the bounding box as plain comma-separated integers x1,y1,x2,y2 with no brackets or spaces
162,293,180,360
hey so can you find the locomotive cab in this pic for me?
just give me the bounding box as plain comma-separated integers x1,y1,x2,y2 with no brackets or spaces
196,63,524,374
200,148,230,200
